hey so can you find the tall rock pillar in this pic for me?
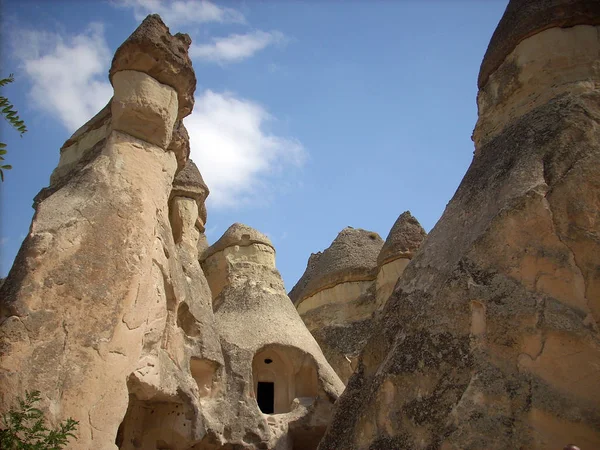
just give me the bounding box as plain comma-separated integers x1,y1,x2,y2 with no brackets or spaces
0,15,211,450
319,1,600,449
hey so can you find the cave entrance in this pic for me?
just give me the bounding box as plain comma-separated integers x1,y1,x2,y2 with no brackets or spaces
257,382,275,414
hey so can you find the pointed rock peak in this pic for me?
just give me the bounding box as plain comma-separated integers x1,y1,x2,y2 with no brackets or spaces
479,0,600,89
289,227,383,305
201,223,274,261
110,13,196,119
172,159,209,202
377,211,427,266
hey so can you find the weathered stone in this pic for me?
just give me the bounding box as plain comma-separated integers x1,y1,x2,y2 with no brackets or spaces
292,215,426,384
289,228,383,383
0,15,227,450
200,223,345,449
50,101,112,187
172,161,209,216
111,70,178,149
478,0,600,89
377,211,427,266
289,227,383,309
109,14,196,120
375,211,427,308
318,2,600,449
169,120,191,171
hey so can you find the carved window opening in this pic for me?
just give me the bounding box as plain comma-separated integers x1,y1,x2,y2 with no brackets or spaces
257,382,275,414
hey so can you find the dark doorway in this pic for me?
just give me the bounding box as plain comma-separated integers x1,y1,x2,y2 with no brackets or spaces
257,382,275,414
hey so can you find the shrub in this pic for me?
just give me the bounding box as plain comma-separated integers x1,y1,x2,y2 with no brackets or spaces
0,391,78,450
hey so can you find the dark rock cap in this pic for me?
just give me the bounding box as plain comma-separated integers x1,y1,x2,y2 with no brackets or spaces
200,223,274,262
109,14,196,120
289,227,383,305
377,211,427,266
172,160,208,200
479,0,600,89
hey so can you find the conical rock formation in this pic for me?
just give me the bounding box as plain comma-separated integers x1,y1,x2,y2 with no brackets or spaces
200,223,344,449
318,1,600,449
375,211,427,308
289,228,383,383
291,218,426,384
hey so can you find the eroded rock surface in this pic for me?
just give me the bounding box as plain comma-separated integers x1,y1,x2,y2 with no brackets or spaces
110,13,196,120
291,218,426,384
375,212,427,309
318,1,600,449
0,15,222,450
200,223,345,449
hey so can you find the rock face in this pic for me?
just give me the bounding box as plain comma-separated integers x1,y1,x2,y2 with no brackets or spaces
290,217,426,384
290,227,384,315
375,212,427,309
0,14,225,450
318,1,600,449
200,223,344,450
0,15,342,450
289,228,383,384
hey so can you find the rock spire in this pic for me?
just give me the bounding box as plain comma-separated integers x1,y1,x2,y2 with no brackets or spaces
318,1,600,448
290,215,426,383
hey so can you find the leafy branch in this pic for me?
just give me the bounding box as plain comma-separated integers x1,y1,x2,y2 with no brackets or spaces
0,74,27,181
0,390,78,449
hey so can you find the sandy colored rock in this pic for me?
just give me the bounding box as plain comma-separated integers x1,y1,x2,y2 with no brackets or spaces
49,101,112,187
377,211,427,266
374,211,427,308
319,2,600,449
111,70,178,149
172,159,209,229
289,227,383,383
478,0,600,89
289,227,383,308
293,216,426,384
200,223,344,449
110,14,196,120
169,120,192,174
474,23,600,150
0,15,225,450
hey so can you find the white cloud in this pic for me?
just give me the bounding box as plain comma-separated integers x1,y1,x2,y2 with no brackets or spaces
13,24,112,132
191,30,286,63
116,0,245,26
10,17,304,210
186,90,306,208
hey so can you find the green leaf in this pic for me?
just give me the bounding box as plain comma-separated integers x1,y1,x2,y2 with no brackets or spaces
0,390,78,448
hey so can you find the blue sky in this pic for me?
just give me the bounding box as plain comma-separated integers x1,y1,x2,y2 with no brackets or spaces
0,0,509,291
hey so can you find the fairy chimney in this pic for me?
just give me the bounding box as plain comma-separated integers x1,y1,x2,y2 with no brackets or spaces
319,1,600,449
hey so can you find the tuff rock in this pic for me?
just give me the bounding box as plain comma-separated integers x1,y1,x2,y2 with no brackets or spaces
0,15,342,450
1,1,599,449
318,0,600,449
290,215,426,383
200,223,344,450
